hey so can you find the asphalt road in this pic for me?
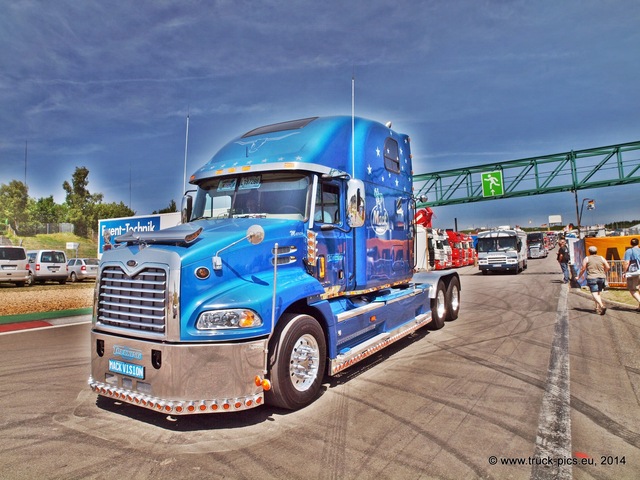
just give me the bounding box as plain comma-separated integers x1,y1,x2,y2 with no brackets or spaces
1,255,639,480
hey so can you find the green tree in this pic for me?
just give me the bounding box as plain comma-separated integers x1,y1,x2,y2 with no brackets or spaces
154,199,177,214
62,166,103,237
29,195,67,225
0,180,29,233
92,202,135,230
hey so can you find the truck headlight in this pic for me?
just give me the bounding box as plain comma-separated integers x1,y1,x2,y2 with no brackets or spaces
196,309,262,330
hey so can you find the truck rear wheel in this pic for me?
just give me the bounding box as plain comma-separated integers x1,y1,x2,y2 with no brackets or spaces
266,314,326,410
428,281,446,330
446,276,460,321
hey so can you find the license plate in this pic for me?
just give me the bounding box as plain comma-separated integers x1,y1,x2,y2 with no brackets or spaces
492,264,502,267
2,265,16,270
108,359,145,379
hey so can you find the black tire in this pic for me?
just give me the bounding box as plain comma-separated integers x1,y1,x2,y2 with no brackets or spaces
428,281,446,330
25,274,33,287
445,276,461,321
266,314,327,410
70,272,77,283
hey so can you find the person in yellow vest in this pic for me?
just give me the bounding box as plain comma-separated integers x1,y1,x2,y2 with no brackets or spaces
578,245,610,315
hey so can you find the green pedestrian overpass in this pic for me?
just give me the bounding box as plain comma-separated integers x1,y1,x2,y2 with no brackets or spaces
413,140,640,207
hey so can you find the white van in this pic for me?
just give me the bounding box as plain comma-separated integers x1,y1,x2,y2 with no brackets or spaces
27,250,68,284
0,246,31,287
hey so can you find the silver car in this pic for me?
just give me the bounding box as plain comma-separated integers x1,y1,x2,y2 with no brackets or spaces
0,246,31,287
67,258,99,282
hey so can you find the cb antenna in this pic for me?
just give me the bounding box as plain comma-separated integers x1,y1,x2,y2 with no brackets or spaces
183,107,190,194
351,71,355,177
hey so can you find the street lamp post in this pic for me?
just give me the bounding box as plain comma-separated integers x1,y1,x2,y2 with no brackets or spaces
579,198,595,237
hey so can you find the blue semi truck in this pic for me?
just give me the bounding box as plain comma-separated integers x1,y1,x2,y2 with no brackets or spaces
89,116,461,414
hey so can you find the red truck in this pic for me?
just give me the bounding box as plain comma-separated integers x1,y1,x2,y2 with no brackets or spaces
446,230,467,268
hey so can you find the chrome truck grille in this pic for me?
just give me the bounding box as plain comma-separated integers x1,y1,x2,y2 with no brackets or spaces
486,254,507,263
97,266,168,333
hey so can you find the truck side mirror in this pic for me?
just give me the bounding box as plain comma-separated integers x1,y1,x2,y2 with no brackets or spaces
181,194,193,224
213,224,264,271
346,179,365,228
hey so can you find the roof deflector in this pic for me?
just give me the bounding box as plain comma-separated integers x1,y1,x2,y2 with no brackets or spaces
241,117,318,138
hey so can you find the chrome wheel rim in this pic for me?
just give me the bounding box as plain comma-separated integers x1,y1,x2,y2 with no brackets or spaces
437,289,446,319
289,334,320,392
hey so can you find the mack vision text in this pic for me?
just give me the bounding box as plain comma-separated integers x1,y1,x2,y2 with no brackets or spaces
90,116,461,414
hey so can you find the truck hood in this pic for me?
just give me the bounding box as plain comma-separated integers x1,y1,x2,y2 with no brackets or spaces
114,217,305,268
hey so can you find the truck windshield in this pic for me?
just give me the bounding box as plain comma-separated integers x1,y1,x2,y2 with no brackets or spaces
527,233,544,243
477,237,517,252
191,172,310,221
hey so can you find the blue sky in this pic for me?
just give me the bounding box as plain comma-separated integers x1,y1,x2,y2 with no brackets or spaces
1,0,638,230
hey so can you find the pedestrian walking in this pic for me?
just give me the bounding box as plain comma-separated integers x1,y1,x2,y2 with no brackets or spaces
578,245,610,315
622,237,640,311
557,239,570,284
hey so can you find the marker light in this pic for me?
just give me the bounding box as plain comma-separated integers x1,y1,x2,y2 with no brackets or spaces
91,380,265,415
184,227,203,244
195,266,210,279
254,376,271,391
318,256,326,280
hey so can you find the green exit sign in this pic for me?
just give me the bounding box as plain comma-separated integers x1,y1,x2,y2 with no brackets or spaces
481,171,504,197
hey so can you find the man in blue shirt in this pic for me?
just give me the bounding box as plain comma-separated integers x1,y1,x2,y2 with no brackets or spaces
623,237,640,311
557,239,570,284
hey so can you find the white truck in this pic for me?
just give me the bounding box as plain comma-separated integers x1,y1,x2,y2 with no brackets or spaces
476,227,527,274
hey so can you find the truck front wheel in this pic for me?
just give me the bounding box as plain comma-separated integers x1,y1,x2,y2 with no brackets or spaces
266,314,327,410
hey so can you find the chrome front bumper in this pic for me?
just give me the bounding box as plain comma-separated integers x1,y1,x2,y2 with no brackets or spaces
90,330,268,414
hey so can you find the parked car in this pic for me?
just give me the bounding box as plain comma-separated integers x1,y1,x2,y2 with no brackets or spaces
67,258,99,282
27,250,68,284
0,246,31,287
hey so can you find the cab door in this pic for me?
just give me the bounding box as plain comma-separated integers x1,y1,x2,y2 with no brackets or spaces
308,179,349,296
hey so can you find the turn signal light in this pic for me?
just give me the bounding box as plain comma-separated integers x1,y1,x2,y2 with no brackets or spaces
254,376,271,391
